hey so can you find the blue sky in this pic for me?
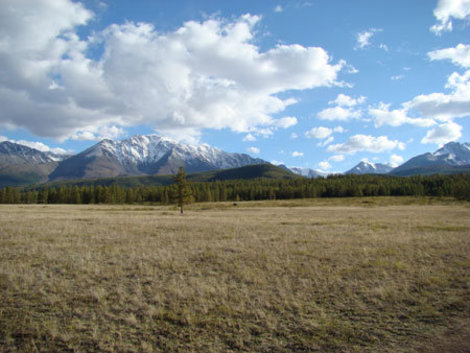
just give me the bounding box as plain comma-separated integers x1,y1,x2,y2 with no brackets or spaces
0,0,469,172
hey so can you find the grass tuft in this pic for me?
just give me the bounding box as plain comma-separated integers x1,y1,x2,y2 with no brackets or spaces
0,198,469,352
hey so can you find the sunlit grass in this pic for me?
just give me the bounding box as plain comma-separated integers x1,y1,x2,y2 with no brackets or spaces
0,198,469,352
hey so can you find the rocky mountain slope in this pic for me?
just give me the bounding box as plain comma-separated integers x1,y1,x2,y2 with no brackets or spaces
0,141,58,187
391,142,470,176
49,135,266,180
346,161,393,175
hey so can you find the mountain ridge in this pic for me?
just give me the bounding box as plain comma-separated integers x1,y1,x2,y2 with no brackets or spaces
390,141,470,176
49,134,267,181
346,161,393,175
1,138,469,187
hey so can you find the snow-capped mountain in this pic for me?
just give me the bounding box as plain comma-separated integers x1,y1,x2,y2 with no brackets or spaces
346,160,393,175
50,134,266,180
0,141,56,164
431,142,470,165
391,141,470,176
288,166,327,178
0,141,59,186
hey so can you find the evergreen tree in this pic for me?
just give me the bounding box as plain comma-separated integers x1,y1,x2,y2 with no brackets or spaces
173,167,192,214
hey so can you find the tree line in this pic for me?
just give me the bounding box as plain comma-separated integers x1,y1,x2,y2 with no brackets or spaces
1,173,469,204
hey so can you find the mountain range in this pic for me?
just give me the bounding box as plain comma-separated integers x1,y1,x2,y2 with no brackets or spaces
0,136,469,187
345,161,394,175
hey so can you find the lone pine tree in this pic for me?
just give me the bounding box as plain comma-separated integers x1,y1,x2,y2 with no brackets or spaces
173,166,193,214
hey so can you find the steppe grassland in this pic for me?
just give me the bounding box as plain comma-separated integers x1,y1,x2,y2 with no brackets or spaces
0,198,469,352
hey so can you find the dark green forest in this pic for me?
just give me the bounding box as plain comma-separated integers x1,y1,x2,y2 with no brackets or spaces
1,173,469,204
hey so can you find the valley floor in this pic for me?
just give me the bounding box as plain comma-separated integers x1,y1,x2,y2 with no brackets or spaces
0,198,469,352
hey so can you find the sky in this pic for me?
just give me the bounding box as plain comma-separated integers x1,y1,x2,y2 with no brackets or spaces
0,0,469,173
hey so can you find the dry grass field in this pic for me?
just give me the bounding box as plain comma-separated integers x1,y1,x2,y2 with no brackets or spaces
1,197,469,352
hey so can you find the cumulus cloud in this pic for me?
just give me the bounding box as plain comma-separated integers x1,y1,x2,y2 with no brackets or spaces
404,70,470,121
318,94,365,121
318,161,331,170
0,1,346,142
246,147,260,154
305,126,333,139
328,154,345,162
389,154,404,167
305,125,343,147
243,133,256,142
430,0,470,35
327,135,405,155
329,94,366,107
355,28,381,49
1,138,70,155
317,106,362,121
70,125,126,141
274,116,298,129
317,136,334,147
333,126,345,133
274,5,284,13
292,151,304,157
369,103,436,127
421,121,462,145
391,75,405,81
379,43,389,52
376,46,470,126
428,43,470,68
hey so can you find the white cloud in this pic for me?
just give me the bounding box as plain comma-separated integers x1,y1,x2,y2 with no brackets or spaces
317,106,362,121
430,0,470,35
243,133,256,142
246,147,260,154
421,121,462,145
379,43,389,52
404,70,470,121
275,116,298,129
305,125,343,145
318,161,331,170
2,138,70,155
305,126,332,139
373,48,470,127
290,132,298,139
355,28,381,49
389,154,404,167
274,5,284,12
318,95,365,122
317,136,334,147
0,3,346,142
369,103,436,127
329,94,366,107
428,44,470,68
292,151,304,157
391,75,405,81
328,154,345,162
70,125,126,141
327,135,405,155
333,126,345,133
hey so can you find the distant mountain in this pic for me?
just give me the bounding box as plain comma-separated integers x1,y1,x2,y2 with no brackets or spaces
391,141,470,176
0,141,58,187
2,137,469,188
49,135,267,181
43,164,298,189
288,166,326,178
346,160,393,175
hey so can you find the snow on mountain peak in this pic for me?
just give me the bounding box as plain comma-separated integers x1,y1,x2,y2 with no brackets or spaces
80,134,265,172
432,141,470,166
346,160,393,174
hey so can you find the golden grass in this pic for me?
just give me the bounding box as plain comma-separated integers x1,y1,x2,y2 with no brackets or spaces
0,198,469,352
